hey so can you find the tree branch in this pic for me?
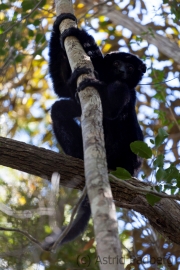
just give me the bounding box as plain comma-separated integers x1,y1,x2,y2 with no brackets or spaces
83,1,180,63
1,136,180,245
0,136,85,189
107,10,180,63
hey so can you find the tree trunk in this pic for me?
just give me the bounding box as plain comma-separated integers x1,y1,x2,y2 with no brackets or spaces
52,1,123,269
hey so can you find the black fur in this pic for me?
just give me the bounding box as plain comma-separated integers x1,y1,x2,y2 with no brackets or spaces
47,13,146,249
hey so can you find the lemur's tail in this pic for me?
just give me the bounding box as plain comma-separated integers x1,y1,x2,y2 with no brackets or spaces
42,195,91,250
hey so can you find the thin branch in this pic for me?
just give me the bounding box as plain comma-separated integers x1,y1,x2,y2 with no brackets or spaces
0,227,44,250
0,0,44,35
110,175,180,201
51,186,87,251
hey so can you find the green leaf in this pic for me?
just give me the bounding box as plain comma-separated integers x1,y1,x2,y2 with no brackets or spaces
136,36,142,42
157,165,180,185
9,35,16,46
155,135,163,148
146,193,161,206
22,1,34,11
164,165,179,183
0,3,9,10
170,187,177,194
150,139,154,144
111,167,131,180
155,128,169,148
28,29,34,37
176,177,180,188
34,19,41,26
156,168,166,181
154,110,168,125
130,141,152,159
35,33,45,43
0,47,6,56
158,128,169,137
153,154,164,168
155,185,163,192
15,54,25,63
141,174,146,179
21,39,28,49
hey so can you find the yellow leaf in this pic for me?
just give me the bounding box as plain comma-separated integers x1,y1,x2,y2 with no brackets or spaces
77,3,84,8
99,16,106,22
103,43,112,53
19,196,26,205
172,27,179,35
0,12,5,20
44,225,52,233
26,97,34,107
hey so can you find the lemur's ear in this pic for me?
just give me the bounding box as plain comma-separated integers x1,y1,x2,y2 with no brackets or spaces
139,63,146,74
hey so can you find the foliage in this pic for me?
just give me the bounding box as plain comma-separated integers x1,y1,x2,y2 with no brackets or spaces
0,0,180,269
111,167,131,180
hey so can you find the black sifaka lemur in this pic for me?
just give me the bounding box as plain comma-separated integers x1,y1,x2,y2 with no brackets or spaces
46,13,146,249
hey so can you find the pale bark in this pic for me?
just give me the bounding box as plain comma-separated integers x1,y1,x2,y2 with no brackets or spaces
54,1,123,269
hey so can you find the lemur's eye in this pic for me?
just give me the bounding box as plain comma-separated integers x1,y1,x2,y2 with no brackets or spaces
113,61,119,67
128,66,134,71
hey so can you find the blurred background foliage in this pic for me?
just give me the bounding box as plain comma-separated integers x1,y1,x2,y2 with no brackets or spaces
0,0,180,269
